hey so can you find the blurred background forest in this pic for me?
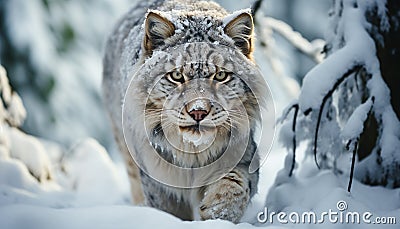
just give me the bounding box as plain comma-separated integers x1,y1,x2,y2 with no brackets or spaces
0,0,330,156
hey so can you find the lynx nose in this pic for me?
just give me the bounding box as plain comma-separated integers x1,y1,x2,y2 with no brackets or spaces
189,109,208,122
186,99,211,122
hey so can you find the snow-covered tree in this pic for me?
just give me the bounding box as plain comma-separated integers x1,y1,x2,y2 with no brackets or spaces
280,0,400,189
0,0,131,147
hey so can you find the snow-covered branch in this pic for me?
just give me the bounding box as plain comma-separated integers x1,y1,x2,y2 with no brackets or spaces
342,97,375,151
312,64,363,168
0,66,26,127
343,96,374,192
279,0,400,189
262,17,325,64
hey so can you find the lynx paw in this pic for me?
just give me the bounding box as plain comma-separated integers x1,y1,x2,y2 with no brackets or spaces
199,172,250,223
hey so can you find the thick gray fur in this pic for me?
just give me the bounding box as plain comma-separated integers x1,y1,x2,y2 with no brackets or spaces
103,0,266,223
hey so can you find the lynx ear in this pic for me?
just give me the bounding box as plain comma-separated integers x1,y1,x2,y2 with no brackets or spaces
144,11,175,55
224,12,254,58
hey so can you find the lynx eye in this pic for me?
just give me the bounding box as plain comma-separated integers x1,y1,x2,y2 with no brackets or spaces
167,71,185,84
214,71,230,83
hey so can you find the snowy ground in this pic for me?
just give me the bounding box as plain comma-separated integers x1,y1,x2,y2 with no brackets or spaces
2,52,399,229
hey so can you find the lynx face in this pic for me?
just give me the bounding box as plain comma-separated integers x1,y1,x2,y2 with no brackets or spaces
122,8,269,187
126,41,266,170
154,63,249,153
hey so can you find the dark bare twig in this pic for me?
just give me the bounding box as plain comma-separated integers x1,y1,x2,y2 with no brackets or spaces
277,102,299,176
313,64,363,169
289,104,299,177
278,101,298,124
347,96,375,192
348,141,358,192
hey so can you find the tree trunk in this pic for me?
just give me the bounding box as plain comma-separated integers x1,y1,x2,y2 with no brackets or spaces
376,0,400,120
358,0,400,161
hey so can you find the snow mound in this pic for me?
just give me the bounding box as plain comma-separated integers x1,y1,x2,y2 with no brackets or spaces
7,127,53,182
265,155,400,228
61,138,127,206
0,66,26,127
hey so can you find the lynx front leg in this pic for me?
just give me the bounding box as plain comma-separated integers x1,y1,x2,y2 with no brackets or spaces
124,151,145,205
117,135,145,205
199,168,254,223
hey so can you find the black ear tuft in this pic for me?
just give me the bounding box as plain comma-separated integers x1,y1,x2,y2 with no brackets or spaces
144,11,175,55
224,12,254,58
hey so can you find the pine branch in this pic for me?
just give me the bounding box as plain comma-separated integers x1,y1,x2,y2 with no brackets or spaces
262,17,325,64
313,64,363,169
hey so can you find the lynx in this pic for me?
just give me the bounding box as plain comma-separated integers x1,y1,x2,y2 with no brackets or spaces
102,0,267,223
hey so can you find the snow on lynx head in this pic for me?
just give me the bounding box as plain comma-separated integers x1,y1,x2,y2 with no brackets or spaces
117,4,272,188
